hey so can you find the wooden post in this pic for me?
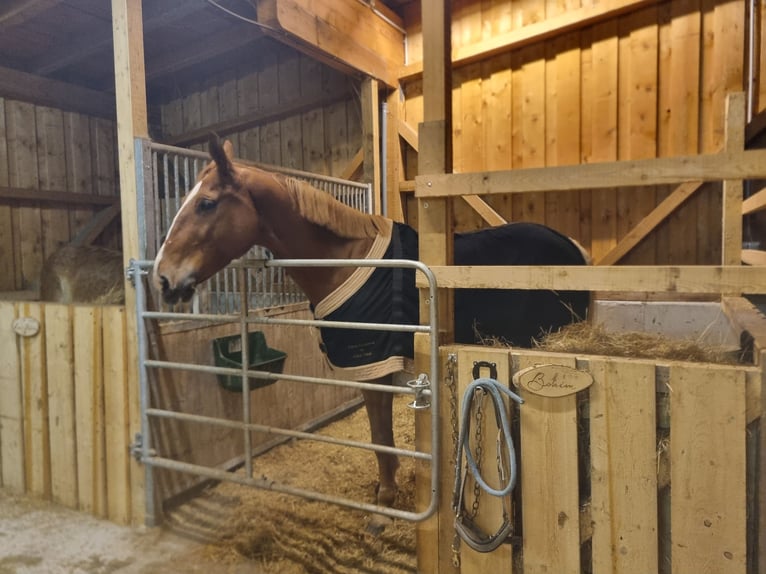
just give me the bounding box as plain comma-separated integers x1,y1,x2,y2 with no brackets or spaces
361,78,382,214
722,92,745,268
416,1,453,573
385,88,405,222
111,0,148,526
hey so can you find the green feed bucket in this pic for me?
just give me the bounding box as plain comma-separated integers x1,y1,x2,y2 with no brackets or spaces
212,331,286,392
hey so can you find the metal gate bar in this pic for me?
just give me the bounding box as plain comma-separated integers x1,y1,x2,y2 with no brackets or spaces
131,257,440,527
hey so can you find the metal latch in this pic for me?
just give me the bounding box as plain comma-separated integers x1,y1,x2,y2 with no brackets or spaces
407,373,432,410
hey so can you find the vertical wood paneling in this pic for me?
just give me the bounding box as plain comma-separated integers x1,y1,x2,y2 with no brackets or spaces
21,302,49,497
102,305,131,524
301,58,327,175
482,53,513,222
73,305,107,517
589,358,658,573
259,50,282,166
0,302,24,491
237,71,261,162
36,107,70,260
517,352,580,574
45,303,78,507
0,98,13,290
511,45,546,223
545,32,582,239
670,363,747,574
279,53,304,170
64,111,96,238
586,21,619,262
7,101,42,288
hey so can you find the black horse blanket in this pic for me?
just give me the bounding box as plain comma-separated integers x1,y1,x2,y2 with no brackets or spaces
312,220,589,380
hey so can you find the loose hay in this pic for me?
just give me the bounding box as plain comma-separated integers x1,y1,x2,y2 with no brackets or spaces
173,395,418,574
534,321,742,365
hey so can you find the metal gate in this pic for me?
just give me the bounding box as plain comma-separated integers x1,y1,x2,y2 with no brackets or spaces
130,139,441,527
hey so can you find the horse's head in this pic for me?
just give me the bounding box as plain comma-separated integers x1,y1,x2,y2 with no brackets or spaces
153,137,259,304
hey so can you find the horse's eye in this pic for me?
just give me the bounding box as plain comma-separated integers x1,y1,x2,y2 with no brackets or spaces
197,198,217,213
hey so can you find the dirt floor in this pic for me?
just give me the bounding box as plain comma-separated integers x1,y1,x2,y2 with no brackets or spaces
0,396,418,574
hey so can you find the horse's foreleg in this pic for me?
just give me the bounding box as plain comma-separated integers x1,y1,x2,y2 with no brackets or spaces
361,381,398,534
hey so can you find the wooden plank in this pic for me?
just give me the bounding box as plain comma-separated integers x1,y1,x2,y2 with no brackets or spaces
596,181,704,265
0,98,14,291
669,363,746,573
545,32,582,239
0,64,114,119
0,301,24,490
73,306,107,517
300,57,327,175
20,302,50,497
258,49,282,166
260,0,404,87
236,71,261,161
511,45,545,223
461,195,506,226
36,106,71,261
112,0,147,526
384,88,403,220
0,186,118,206
63,112,96,239
589,358,658,572
399,0,661,81
44,304,77,507
516,352,580,574
760,350,766,574
742,185,766,215
455,347,513,572
7,100,42,290
415,148,766,196
722,92,745,267
279,53,303,170
102,306,130,524
90,117,117,197
420,264,766,294
617,7,658,264
361,78,381,213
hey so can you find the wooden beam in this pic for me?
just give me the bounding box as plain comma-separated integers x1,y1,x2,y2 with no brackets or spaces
0,186,118,206
111,0,147,527
742,249,766,266
416,149,766,196
0,65,114,118
385,89,405,221
417,265,766,294
743,184,766,214
163,87,351,147
340,148,364,181
398,118,419,151
71,204,121,247
722,92,745,267
256,0,404,88
460,195,507,226
596,181,703,265
361,78,381,213
400,0,659,81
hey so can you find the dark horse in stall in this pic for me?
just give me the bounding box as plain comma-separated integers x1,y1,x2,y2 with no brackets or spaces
153,138,590,531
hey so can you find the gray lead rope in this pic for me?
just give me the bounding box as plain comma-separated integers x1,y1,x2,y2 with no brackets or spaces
452,377,524,553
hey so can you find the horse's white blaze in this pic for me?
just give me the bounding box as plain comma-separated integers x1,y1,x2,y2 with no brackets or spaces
154,181,202,271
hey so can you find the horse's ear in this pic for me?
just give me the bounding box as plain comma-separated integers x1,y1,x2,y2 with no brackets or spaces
208,134,235,182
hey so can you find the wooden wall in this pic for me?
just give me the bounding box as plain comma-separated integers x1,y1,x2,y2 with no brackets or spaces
158,42,363,178
400,0,752,265
0,99,119,292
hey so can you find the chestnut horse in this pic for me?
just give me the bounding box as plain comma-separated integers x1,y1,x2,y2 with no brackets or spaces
153,138,590,531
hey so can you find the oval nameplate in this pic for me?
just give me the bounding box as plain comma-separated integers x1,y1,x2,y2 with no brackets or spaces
512,364,593,398
12,317,40,338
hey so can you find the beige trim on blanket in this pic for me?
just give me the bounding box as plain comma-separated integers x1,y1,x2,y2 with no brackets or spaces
313,218,393,318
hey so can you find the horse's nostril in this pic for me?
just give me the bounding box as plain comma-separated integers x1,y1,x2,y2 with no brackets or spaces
159,275,170,292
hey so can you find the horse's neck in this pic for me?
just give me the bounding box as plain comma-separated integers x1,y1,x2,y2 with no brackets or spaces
250,175,379,304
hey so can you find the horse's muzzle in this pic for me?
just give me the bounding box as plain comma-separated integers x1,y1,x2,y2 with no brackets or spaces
159,274,196,304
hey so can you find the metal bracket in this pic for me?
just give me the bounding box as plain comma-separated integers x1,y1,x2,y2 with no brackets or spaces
129,432,155,461
125,260,147,288
407,373,432,410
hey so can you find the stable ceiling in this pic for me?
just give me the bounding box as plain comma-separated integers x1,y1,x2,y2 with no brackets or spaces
0,0,413,118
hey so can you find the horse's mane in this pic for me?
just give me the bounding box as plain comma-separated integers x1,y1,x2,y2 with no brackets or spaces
282,175,388,239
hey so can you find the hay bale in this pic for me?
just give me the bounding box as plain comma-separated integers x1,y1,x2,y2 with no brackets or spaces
535,322,742,365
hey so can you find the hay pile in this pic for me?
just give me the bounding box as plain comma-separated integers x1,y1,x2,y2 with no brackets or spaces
166,396,418,574
535,321,741,365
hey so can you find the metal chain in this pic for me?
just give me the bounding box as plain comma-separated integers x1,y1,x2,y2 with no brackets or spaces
470,389,486,519
446,354,462,568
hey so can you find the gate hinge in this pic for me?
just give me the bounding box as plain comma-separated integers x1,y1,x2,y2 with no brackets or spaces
129,432,155,461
